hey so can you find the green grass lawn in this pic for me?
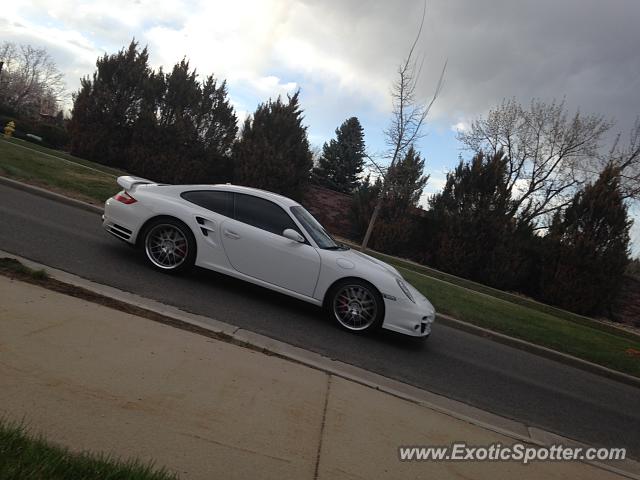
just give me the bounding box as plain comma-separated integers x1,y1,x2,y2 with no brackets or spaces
338,237,639,339
0,420,177,480
399,267,640,377
364,249,640,341
0,138,120,204
5,137,125,176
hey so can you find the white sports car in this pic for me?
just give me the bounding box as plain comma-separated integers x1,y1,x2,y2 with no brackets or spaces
103,176,435,337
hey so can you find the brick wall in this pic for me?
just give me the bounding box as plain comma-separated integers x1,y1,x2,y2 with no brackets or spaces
302,185,354,239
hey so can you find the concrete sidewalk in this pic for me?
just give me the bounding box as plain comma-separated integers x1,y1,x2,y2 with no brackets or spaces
0,276,629,479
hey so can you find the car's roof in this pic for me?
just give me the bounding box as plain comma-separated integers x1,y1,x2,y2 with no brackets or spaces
175,184,302,208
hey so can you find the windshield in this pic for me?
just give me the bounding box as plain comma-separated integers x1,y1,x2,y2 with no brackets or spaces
290,206,341,249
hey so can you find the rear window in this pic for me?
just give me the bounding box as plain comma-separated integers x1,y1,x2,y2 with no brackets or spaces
181,190,233,218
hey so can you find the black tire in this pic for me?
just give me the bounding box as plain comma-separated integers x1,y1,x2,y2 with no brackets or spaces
140,217,196,274
326,278,384,333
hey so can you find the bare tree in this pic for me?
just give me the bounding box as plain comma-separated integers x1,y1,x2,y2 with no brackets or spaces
599,118,640,200
0,42,17,92
458,98,611,228
0,42,66,117
360,4,445,250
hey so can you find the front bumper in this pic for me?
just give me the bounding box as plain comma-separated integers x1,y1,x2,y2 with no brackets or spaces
381,284,435,337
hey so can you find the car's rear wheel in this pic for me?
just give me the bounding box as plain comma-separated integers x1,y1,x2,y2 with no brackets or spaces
142,218,196,273
329,279,384,333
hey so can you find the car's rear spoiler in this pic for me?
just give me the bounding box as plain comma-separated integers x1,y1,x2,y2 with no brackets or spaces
116,175,155,192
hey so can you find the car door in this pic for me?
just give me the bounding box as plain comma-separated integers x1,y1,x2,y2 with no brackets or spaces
180,190,235,268
220,193,321,297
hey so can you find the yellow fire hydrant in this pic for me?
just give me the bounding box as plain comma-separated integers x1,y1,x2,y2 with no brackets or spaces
4,121,16,138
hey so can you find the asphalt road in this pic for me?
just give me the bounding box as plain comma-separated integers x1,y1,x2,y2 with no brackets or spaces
1,183,639,458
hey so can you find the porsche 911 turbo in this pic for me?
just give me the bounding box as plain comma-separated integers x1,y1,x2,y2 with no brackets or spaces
103,176,435,337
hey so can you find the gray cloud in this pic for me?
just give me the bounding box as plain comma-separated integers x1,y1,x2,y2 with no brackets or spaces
8,0,639,132
425,0,639,129
293,0,640,131
4,1,639,125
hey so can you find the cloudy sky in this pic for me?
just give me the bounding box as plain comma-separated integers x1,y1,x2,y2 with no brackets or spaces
2,0,639,254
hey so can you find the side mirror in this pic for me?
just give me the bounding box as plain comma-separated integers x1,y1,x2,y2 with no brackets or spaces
283,228,305,243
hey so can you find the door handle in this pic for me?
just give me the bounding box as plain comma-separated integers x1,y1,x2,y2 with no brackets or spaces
223,229,240,240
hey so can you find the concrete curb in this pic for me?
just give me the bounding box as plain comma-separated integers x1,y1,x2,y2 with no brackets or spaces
436,314,640,389
0,175,104,215
1,175,639,388
1,249,638,479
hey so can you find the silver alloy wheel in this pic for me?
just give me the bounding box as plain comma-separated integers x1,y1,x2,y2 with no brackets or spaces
332,284,378,331
145,224,189,270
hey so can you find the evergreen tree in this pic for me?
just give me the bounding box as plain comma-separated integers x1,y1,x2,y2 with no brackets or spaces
128,60,237,183
431,151,512,219
69,41,151,168
539,165,631,315
350,175,382,240
627,258,640,279
233,91,313,200
367,147,428,254
312,117,365,193
427,151,532,289
69,41,237,182
385,146,428,214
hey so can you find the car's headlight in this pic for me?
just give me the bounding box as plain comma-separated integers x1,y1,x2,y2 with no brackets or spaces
396,278,415,303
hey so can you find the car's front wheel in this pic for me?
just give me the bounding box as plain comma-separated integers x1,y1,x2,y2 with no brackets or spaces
328,279,384,333
142,218,196,273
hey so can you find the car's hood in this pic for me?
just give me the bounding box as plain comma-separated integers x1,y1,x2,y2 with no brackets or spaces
334,248,402,279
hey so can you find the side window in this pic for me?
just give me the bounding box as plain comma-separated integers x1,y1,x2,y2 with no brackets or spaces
234,193,301,237
181,190,233,218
